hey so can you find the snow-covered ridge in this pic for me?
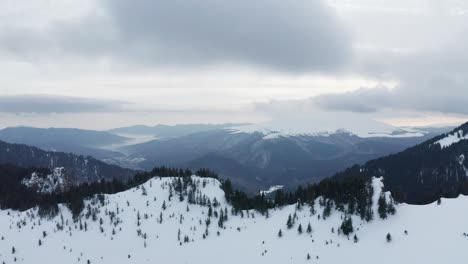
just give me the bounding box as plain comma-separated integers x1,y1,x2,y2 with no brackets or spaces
231,116,425,139
435,129,468,148
2,175,468,264
21,167,70,194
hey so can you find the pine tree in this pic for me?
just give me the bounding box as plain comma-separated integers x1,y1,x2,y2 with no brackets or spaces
162,200,167,210
286,214,293,229
298,224,303,234
340,216,353,236
353,234,358,243
306,223,312,233
310,201,316,215
218,210,224,228
387,197,396,215
208,206,213,218
278,229,283,238
386,233,392,242
307,253,311,260
378,194,388,219
322,200,332,220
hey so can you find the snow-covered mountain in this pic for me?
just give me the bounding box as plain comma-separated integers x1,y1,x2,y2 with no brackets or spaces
232,115,425,139
0,175,466,264
121,128,438,192
0,122,449,192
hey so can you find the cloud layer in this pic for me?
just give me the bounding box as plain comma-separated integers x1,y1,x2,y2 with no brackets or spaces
315,27,468,115
0,0,351,72
0,95,125,113
0,0,468,127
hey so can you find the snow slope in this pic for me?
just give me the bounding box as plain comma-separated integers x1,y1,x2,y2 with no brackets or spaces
0,176,467,264
435,129,468,148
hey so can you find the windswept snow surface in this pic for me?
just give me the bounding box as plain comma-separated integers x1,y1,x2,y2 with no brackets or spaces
1,176,467,264
436,129,468,148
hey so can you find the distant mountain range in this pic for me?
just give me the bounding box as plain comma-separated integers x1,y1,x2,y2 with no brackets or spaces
121,128,442,192
0,123,454,193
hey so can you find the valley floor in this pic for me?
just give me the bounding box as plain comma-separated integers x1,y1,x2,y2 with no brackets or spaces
0,177,467,264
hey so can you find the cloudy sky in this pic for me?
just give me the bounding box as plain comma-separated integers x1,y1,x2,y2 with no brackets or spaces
0,0,467,129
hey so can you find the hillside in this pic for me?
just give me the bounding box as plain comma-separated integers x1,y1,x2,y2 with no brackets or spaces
335,122,468,204
0,140,136,184
0,175,466,264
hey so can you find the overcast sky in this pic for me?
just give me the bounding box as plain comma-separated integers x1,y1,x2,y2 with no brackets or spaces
0,0,467,129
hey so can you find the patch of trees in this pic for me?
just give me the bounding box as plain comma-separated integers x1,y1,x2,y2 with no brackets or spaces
222,174,376,221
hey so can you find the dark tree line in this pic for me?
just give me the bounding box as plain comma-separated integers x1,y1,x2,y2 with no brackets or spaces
222,174,376,221
333,122,468,205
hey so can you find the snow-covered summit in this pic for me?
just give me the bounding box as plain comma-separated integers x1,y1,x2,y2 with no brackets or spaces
232,115,424,139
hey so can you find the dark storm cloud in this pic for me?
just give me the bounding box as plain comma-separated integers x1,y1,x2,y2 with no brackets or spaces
0,95,125,113
102,0,351,72
0,0,352,72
